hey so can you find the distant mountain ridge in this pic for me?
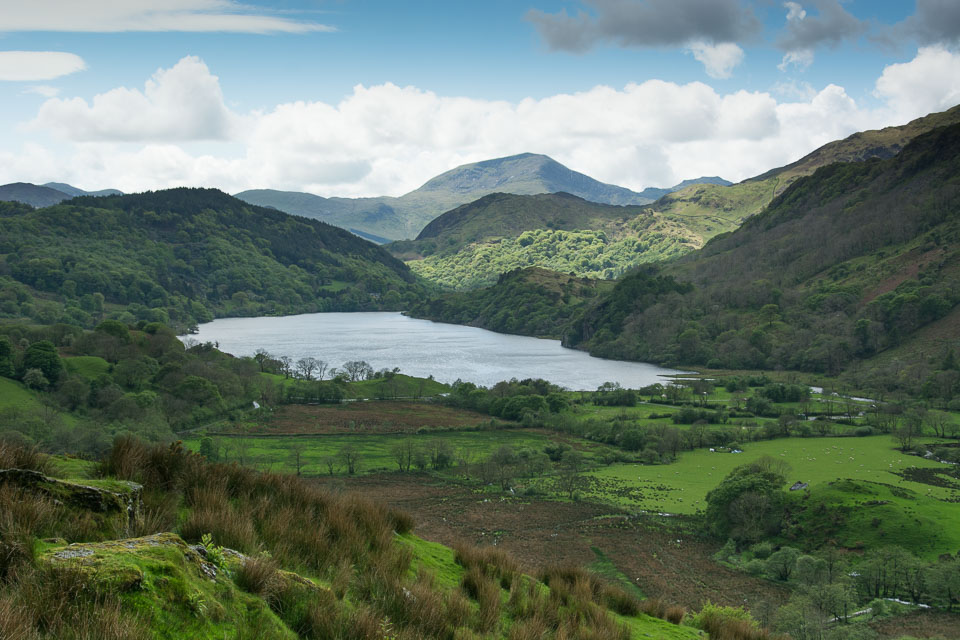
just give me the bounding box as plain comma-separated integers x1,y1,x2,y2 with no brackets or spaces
0,181,122,208
236,153,727,241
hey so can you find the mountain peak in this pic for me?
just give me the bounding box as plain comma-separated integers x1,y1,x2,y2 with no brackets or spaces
411,152,653,207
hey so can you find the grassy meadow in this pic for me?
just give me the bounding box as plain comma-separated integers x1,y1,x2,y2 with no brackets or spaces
582,436,958,514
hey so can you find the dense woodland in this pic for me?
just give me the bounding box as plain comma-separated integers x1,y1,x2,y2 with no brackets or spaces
0,188,424,332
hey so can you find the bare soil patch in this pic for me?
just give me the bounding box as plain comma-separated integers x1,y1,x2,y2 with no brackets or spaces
870,609,960,639
248,402,495,435
319,472,789,611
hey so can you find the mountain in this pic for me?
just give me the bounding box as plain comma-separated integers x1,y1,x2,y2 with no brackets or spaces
412,152,654,206
0,182,73,208
0,181,122,208
645,104,960,234
0,188,422,330
236,153,727,241
387,189,715,290
389,109,959,292
564,121,960,378
634,175,732,201
43,181,122,197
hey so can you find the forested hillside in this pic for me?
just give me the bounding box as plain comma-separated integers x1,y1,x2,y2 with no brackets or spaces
406,267,614,338
0,188,423,331
565,122,960,392
390,192,703,289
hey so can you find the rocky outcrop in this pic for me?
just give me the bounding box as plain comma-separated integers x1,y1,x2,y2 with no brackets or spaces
0,468,143,536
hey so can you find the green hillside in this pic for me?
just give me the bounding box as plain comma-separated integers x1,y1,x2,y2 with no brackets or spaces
390,192,705,289
0,188,423,330
645,104,960,238
406,266,615,338
564,122,960,387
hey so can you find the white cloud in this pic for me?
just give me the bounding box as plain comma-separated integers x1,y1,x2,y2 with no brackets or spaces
778,49,814,71
686,41,745,79
30,56,241,141
0,0,332,33
875,45,960,122
784,2,806,22
0,51,86,81
23,85,60,97
9,49,960,199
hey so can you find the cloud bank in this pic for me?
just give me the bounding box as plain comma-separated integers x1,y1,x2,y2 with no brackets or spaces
0,51,86,81
7,48,960,198
0,0,332,33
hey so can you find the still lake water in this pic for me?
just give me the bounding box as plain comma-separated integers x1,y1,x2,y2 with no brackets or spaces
184,312,683,390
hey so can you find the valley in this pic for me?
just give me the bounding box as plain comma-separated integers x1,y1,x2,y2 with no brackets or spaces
1,105,960,640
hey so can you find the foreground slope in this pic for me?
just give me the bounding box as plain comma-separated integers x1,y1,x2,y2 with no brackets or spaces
0,187,422,329
566,121,960,377
0,440,701,640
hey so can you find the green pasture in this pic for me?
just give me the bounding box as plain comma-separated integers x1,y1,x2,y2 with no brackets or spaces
787,479,960,560
63,355,111,380
183,428,594,476
0,377,43,412
583,436,958,514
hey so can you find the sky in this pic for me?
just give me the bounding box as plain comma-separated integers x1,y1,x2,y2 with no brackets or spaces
1,0,960,198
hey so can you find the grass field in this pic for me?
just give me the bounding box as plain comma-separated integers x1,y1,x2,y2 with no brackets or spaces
0,377,42,412
183,428,597,476
582,436,958,514
785,479,960,560
63,355,111,380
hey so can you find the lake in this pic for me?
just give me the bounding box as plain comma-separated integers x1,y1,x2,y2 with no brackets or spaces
183,312,684,390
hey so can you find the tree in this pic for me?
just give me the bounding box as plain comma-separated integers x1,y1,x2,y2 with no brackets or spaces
767,546,801,581
339,444,360,475
894,407,925,451
429,439,454,470
22,340,63,386
199,437,218,461
704,456,789,543
254,348,271,372
342,360,373,382
290,442,307,476
322,455,340,476
22,368,49,390
278,356,293,378
555,450,586,499
390,439,415,472
489,445,517,490
295,357,324,381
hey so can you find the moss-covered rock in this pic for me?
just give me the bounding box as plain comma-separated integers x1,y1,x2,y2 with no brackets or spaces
0,468,142,537
41,533,303,639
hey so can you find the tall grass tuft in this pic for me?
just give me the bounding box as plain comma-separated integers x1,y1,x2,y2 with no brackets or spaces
0,443,51,475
